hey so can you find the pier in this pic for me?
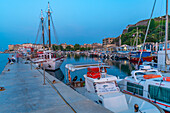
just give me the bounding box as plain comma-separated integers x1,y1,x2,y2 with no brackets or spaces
0,62,112,113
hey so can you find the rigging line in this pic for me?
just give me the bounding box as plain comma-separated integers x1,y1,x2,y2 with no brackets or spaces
39,33,43,44
35,21,41,44
137,0,157,66
51,15,59,44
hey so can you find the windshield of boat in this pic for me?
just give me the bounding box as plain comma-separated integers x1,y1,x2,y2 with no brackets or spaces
135,71,158,76
95,81,119,94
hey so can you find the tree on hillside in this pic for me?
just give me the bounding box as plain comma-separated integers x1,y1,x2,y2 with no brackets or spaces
87,47,91,50
59,45,64,51
80,47,85,51
52,45,59,51
74,44,80,51
150,19,156,30
66,46,72,51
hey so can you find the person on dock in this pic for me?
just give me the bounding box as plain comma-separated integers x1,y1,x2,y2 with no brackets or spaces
11,55,16,62
16,53,20,63
7,58,11,64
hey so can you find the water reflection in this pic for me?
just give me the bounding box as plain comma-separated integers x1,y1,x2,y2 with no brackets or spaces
102,59,135,76
47,54,135,83
74,54,81,61
46,69,64,82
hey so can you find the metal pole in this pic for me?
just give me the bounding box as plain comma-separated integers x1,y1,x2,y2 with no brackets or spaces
43,65,46,85
41,10,45,49
136,27,138,50
48,2,51,50
165,0,168,71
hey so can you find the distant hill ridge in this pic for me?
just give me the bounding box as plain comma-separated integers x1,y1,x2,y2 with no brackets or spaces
117,15,170,46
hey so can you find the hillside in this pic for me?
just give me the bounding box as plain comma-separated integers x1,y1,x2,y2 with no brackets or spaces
120,15,170,46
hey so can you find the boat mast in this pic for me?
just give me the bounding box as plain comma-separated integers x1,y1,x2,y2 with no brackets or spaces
165,0,168,71
41,10,45,49
136,27,138,50
47,2,51,50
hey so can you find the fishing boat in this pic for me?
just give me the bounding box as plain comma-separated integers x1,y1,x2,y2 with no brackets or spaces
32,2,64,70
118,65,170,113
65,63,164,113
129,51,153,63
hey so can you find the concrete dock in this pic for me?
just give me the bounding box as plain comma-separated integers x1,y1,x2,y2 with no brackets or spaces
0,62,112,113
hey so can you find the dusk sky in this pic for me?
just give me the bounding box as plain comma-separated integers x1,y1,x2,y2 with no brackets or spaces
0,0,170,50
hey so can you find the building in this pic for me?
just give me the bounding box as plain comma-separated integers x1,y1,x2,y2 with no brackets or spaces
91,43,102,49
103,37,115,46
60,43,67,49
13,44,21,51
83,44,92,48
22,43,33,48
33,44,43,50
8,45,14,51
68,44,74,48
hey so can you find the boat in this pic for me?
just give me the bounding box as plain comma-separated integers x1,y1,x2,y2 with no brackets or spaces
118,65,170,112
32,2,64,70
33,50,64,70
129,51,153,63
65,63,164,113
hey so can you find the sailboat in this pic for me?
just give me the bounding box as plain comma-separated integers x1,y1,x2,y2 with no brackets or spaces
32,2,64,71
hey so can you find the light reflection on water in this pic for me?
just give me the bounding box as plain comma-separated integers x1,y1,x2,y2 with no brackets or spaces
46,54,135,83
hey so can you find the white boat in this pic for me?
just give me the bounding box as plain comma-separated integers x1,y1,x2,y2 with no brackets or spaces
65,63,164,113
32,50,64,70
119,65,170,112
32,3,64,71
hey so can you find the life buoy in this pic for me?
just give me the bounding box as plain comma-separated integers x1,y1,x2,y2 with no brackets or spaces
143,74,161,79
163,77,170,82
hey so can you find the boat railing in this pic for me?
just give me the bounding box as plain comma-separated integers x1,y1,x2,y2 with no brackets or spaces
118,84,152,100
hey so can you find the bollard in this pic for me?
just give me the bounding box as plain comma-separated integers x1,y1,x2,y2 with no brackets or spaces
43,66,46,85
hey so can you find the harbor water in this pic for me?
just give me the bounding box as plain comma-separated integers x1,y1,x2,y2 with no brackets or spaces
47,54,135,83
0,53,135,83
0,54,9,73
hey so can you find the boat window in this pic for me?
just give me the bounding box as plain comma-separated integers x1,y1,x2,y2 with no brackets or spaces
127,82,143,96
149,85,170,104
135,71,157,76
135,72,145,76
144,71,157,75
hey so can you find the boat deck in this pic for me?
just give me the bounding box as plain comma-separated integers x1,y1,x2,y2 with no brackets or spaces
75,87,163,113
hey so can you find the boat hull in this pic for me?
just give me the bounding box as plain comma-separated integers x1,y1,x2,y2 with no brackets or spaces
130,56,153,63
42,58,64,71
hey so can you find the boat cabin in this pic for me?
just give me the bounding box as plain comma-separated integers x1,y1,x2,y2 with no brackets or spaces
119,68,170,112
37,50,56,59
